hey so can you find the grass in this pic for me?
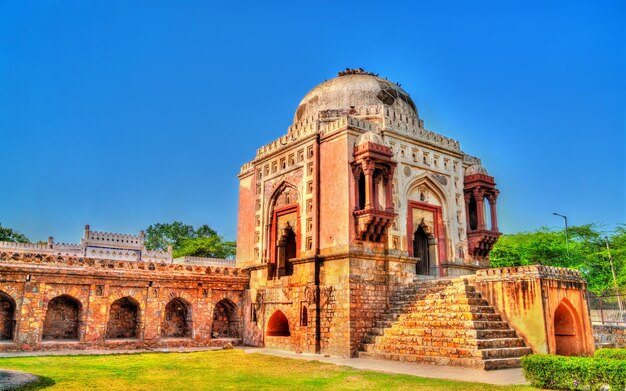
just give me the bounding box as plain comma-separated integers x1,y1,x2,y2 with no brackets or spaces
0,350,536,390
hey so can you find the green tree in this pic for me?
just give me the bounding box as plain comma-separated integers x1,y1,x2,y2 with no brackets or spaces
145,221,235,259
490,224,625,295
0,223,29,243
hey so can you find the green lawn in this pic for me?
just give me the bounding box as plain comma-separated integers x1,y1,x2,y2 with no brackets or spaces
0,350,535,390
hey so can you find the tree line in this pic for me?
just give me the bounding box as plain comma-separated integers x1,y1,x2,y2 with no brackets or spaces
490,224,625,295
2,221,624,293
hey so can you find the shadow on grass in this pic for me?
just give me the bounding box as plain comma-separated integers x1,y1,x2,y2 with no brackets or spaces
15,376,55,390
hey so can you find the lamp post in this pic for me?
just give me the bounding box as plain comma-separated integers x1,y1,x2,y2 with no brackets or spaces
552,213,568,243
553,212,569,257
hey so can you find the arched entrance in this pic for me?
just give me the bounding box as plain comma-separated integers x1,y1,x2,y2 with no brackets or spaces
106,297,140,339
413,226,430,275
162,298,191,338
266,310,290,336
554,301,582,356
212,299,238,338
43,295,81,340
0,291,15,341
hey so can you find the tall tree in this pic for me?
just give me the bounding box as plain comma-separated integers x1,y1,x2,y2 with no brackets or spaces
144,221,235,259
0,223,29,243
490,224,625,295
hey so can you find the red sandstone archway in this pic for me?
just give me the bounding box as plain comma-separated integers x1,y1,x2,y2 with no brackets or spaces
106,297,140,339
212,299,238,338
554,300,582,356
162,298,192,338
43,295,81,340
0,291,15,341
266,310,290,336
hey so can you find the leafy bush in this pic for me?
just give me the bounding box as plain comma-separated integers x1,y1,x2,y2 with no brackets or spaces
595,348,626,360
521,354,626,390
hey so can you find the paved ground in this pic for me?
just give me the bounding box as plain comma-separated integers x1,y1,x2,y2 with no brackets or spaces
242,347,528,386
0,369,39,391
0,346,528,386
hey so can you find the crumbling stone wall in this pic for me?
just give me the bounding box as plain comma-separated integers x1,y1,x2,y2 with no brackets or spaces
594,324,626,348
0,251,248,351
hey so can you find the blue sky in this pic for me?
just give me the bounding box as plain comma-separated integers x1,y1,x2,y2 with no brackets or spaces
1,1,624,243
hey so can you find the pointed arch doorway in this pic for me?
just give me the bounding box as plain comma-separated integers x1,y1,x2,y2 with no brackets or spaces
413,226,431,275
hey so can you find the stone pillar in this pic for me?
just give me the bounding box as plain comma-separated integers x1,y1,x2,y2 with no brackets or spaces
385,172,394,212
363,162,375,210
488,192,499,232
463,192,473,230
353,169,361,211
474,188,486,231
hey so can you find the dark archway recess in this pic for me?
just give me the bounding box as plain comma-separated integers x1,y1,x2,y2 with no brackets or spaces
284,226,296,276
162,298,191,338
212,299,238,338
267,310,290,336
43,295,81,340
358,172,366,210
0,292,15,341
554,301,582,356
413,226,430,275
106,297,140,339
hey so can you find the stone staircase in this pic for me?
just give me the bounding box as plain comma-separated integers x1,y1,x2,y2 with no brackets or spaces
357,278,532,370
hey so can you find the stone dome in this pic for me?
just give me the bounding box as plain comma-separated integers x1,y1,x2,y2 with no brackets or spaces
465,164,488,176
294,69,418,123
355,131,385,147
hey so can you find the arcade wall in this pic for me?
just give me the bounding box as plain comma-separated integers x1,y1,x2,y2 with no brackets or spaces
0,251,248,351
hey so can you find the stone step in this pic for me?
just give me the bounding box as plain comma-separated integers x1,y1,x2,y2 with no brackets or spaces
391,296,489,307
392,312,502,322
361,344,530,361
384,320,511,330
357,351,484,369
483,357,522,370
479,347,532,359
390,304,496,314
365,335,526,349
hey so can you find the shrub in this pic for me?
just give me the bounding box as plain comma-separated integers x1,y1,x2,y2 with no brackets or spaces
521,354,626,390
595,348,626,360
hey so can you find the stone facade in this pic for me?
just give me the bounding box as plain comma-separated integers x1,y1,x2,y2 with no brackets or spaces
0,250,247,351
236,69,594,364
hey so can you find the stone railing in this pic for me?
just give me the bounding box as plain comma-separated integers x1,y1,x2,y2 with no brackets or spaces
172,256,237,267
85,230,143,248
0,241,49,252
475,265,584,282
255,118,318,159
381,109,460,153
0,251,248,278
463,155,482,166
320,115,378,136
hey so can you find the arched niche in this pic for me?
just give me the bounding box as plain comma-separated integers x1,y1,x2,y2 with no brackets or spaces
162,298,192,338
106,297,140,339
0,291,16,341
212,299,238,338
266,310,290,336
554,300,583,356
43,295,81,340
